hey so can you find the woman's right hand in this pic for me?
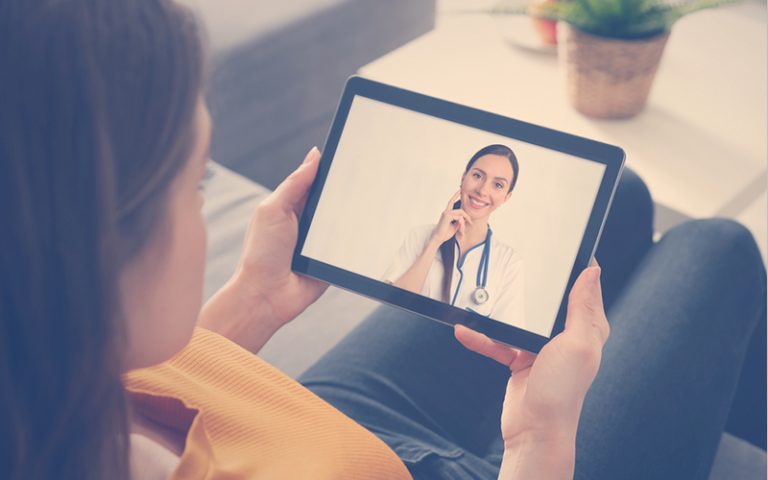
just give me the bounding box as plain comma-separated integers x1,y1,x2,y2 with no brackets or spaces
430,190,473,245
454,263,610,479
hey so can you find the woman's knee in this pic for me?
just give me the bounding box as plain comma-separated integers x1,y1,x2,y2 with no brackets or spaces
617,168,653,209
601,168,654,246
612,169,653,218
596,168,654,298
664,218,766,288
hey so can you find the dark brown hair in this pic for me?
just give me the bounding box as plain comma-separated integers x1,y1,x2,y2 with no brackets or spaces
439,145,519,303
0,0,204,478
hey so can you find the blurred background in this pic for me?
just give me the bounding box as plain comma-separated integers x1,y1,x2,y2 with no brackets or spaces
179,0,436,189
186,0,765,263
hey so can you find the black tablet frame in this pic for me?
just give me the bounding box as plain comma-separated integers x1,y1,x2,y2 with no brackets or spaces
291,76,625,353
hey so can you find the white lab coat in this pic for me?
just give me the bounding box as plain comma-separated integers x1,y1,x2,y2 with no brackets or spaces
382,224,526,330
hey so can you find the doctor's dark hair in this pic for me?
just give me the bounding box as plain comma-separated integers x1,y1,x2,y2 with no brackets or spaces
438,145,519,303
0,0,204,479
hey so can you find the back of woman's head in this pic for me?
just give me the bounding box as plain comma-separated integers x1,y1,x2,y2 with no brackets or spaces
0,0,203,478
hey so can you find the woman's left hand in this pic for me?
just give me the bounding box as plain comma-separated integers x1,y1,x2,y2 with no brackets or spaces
199,147,329,352
236,146,329,323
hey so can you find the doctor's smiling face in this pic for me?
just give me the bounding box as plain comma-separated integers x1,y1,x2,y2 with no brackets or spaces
460,152,516,221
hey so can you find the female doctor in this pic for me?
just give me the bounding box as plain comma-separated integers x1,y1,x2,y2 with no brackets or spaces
383,144,526,328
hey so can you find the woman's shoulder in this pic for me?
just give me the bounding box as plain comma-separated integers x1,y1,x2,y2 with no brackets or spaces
412,223,437,234
405,223,437,243
491,237,524,267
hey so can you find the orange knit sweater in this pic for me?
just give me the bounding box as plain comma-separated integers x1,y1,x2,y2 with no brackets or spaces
123,327,411,479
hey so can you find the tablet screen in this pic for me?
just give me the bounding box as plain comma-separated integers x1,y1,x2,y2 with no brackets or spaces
300,95,607,338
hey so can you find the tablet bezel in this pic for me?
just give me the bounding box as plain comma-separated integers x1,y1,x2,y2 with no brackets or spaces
292,76,625,353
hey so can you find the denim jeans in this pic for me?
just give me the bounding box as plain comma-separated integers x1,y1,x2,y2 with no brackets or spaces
299,169,767,479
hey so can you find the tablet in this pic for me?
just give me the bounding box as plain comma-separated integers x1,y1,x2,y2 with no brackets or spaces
292,76,625,353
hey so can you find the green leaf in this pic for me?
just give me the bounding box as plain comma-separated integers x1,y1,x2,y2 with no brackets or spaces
456,0,746,39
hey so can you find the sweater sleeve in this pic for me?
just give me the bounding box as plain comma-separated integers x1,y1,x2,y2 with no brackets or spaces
123,327,412,480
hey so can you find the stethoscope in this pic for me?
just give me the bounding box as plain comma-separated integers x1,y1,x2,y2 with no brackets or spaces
471,227,492,305
451,226,492,306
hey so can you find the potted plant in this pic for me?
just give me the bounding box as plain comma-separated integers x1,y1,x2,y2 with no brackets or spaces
469,0,739,118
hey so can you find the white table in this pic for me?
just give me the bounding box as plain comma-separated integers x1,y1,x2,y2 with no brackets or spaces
358,2,767,261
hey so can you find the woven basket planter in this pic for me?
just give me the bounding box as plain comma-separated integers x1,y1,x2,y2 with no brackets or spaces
558,23,671,119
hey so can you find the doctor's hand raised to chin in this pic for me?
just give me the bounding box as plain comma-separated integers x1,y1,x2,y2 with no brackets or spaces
198,147,330,354
455,264,610,480
390,190,476,295
429,190,474,245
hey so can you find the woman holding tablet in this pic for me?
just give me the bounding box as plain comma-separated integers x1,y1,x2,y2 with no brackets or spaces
383,144,526,328
2,1,764,479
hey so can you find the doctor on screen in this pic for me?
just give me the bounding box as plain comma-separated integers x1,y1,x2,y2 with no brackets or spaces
382,144,526,329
